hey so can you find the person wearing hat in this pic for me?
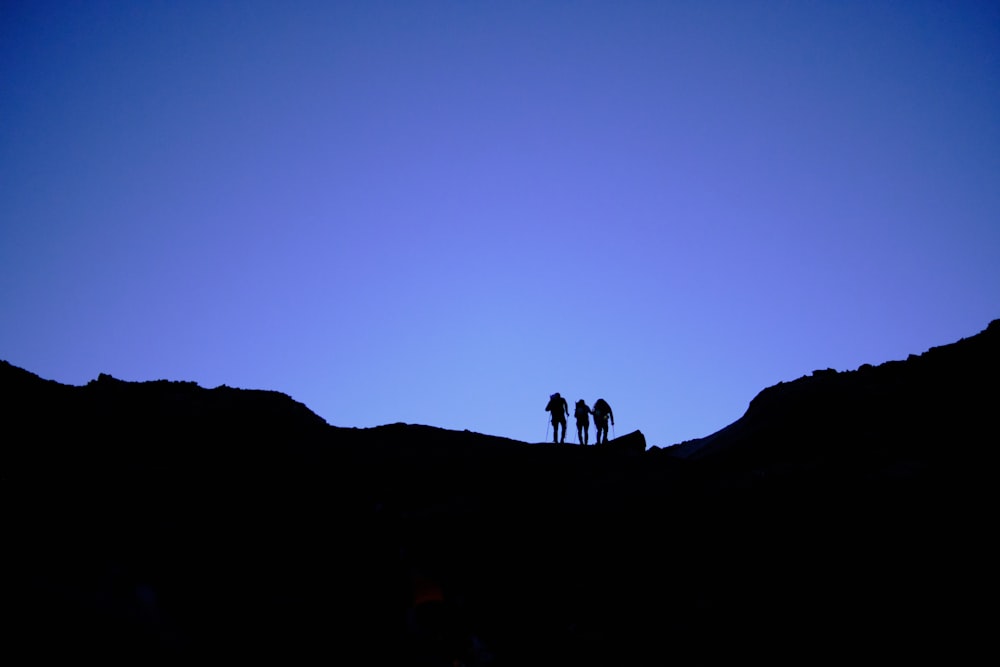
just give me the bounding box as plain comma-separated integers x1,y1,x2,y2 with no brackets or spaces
544,392,569,443
593,397,615,444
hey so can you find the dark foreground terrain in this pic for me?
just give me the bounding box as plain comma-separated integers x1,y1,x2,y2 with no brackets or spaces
4,320,997,664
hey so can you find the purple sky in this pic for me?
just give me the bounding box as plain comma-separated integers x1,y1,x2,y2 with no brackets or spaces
3,1,998,448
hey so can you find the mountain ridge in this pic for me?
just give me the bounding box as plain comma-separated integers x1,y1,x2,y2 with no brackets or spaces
663,318,999,462
3,319,996,664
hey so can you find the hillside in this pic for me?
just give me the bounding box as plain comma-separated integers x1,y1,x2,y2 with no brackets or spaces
4,319,997,664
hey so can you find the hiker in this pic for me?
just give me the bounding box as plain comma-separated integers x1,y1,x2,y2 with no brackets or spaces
574,399,592,445
593,398,614,444
545,392,569,443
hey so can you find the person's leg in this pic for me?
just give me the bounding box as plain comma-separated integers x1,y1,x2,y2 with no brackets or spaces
552,419,558,443
584,424,589,445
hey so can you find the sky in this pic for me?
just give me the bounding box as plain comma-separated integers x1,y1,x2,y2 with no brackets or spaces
2,1,998,449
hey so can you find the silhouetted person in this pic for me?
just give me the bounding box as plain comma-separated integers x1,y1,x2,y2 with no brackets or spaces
574,399,592,445
593,398,614,444
545,392,569,443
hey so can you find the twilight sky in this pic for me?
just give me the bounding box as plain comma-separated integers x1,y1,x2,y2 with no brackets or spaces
2,1,998,448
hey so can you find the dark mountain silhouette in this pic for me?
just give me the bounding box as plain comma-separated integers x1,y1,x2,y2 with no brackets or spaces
4,320,996,664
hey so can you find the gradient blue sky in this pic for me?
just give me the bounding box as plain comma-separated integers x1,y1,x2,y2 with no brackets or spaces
3,1,998,448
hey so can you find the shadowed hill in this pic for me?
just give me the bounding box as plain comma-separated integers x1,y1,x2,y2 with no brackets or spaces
3,319,996,664
664,318,1000,466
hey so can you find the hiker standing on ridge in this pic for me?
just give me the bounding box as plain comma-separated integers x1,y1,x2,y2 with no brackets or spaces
574,399,592,445
593,398,614,444
545,392,569,443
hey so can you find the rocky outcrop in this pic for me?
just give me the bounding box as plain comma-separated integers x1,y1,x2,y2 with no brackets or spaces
663,318,1000,467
